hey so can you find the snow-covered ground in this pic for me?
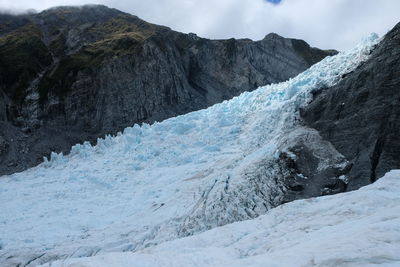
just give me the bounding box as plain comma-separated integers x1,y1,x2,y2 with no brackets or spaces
43,170,400,267
0,33,381,266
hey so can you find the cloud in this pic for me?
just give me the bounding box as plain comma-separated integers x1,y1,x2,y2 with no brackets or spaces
1,0,399,50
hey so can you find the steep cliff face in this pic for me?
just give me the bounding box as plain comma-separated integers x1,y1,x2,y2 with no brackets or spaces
301,22,400,190
0,5,335,175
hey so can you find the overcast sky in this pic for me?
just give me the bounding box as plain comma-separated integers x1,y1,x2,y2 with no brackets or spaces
1,0,399,50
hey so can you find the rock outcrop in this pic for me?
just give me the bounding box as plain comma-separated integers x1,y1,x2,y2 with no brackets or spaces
0,5,334,175
301,22,400,190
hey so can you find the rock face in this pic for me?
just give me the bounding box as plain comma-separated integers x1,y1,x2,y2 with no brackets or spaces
301,22,400,190
0,5,334,176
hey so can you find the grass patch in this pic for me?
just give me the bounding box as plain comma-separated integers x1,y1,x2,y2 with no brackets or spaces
0,24,52,101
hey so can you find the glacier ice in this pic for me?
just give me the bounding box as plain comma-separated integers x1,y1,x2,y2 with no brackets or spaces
42,170,400,267
0,33,380,266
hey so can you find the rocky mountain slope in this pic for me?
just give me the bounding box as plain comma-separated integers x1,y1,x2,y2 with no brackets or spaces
0,5,334,175
301,22,400,190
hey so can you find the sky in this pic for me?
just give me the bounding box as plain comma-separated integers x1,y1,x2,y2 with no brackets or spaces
1,0,399,50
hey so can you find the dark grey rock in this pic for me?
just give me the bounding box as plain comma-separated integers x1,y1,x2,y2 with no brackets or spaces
301,22,400,190
0,135,8,155
277,127,351,202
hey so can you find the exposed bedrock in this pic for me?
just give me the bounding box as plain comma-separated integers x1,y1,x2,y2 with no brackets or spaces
301,22,400,190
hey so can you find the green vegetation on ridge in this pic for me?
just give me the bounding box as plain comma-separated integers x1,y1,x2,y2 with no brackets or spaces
0,24,52,101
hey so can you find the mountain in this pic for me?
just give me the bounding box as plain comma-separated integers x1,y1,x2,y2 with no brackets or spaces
0,25,379,266
2,5,400,267
0,5,335,176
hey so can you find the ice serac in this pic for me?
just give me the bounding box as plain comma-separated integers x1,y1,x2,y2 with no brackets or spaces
301,22,400,190
0,5,335,176
0,31,379,266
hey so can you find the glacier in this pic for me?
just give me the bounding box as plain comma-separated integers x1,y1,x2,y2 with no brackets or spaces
42,170,400,267
0,33,381,266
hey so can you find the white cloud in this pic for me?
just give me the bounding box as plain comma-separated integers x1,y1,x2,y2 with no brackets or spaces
1,0,399,50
